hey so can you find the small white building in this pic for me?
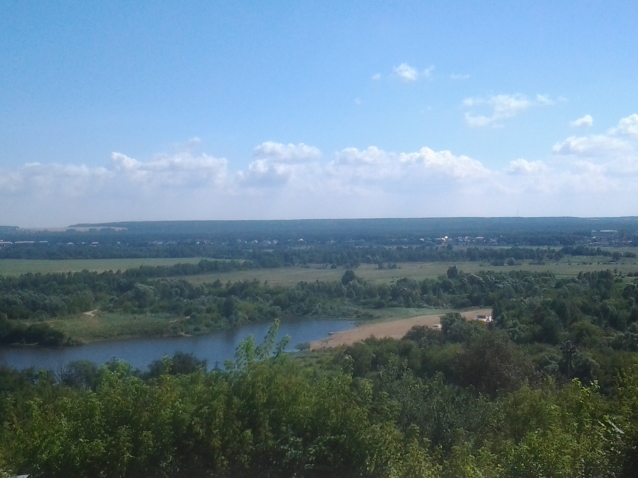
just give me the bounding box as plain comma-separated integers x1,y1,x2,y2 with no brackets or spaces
474,314,493,323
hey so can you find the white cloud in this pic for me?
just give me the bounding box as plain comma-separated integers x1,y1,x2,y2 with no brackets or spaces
238,142,322,188
0,150,229,198
109,151,229,190
371,73,381,80
331,146,489,182
334,146,389,166
550,115,638,182
252,142,321,163
450,73,470,80
238,159,295,187
391,63,434,82
399,148,488,180
570,115,593,129
463,94,553,128
610,114,638,138
422,65,435,79
552,135,631,157
506,159,549,175
535,94,554,106
4,115,638,226
394,63,419,82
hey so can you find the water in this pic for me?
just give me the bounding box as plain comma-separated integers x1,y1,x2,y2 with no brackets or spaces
0,319,355,372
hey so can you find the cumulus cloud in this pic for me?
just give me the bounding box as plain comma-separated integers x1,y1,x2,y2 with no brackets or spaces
552,135,631,157
238,142,322,188
610,114,638,138
570,115,593,129
330,146,488,184
252,141,321,163
463,94,553,128
0,162,112,198
372,73,381,80
398,148,488,180
506,159,549,175
334,146,389,166
109,151,229,191
0,150,229,198
550,114,638,182
450,73,470,80
394,63,418,82
4,115,638,226
391,63,435,82
237,159,294,187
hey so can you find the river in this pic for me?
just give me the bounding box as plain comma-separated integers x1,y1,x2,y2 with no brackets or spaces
0,319,356,372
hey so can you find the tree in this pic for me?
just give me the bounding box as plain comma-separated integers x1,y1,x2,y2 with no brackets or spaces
342,269,357,285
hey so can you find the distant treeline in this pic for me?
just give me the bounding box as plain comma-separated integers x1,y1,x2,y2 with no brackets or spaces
3,218,638,256
69,216,638,240
1,242,636,264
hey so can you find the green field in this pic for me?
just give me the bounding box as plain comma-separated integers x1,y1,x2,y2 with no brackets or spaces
49,312,180,343
0,257,206,276
2,255,637,284
181,256,638,286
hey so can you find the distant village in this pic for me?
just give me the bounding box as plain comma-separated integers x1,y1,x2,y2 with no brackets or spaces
0,228,636,251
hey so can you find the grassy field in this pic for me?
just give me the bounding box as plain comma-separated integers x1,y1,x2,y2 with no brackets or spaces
182,256,638,286
48,312,180,343
0,257,205,276
2,255,636,283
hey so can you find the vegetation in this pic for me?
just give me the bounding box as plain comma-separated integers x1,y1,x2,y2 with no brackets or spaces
2,219,638,476
2,317,638,477
2,257,638,346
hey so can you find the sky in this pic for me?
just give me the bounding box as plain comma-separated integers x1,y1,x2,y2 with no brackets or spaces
1,0,638,227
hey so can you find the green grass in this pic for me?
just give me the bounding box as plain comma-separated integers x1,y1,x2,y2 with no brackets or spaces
0,257,206,276
182,256,638,286
2,254,636,282
47,312,180,343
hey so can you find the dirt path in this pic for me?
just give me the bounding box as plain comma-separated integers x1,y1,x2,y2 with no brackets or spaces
309,308,492,350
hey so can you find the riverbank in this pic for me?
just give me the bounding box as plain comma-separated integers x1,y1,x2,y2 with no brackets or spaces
43,310,363,345
0,319,356,371
309,308,492,349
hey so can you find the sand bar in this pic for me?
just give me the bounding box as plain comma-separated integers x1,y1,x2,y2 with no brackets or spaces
310,308,492,350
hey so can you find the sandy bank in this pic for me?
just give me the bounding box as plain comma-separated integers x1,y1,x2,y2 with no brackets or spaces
309,308,492,350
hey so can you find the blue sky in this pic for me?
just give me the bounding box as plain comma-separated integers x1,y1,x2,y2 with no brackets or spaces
1,0,638,226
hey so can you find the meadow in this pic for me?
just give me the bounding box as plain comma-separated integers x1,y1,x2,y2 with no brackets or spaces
0,257,205,276
2,253,637,286
182,255,638,286
48,312,179,343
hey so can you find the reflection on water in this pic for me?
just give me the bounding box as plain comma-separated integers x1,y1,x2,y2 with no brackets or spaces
0,319,355,372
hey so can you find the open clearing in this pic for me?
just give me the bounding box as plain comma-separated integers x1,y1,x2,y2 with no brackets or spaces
183,257,638,286
0,257,205,276
310,308,492,350
1,255,636,284
48,311,178,343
